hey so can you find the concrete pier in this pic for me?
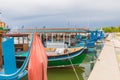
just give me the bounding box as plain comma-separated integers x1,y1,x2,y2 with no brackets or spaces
88,36,120,80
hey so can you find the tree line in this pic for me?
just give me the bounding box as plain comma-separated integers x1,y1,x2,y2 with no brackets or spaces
102,26,120,33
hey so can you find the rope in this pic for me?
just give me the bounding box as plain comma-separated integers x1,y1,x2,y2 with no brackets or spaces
67,54,80,80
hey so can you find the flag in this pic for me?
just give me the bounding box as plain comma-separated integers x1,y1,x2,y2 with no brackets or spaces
28,33,48,80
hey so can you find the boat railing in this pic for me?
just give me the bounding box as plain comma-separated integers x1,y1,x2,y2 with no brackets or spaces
46,42,68,48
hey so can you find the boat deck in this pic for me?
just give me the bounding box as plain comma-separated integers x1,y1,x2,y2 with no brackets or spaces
46,47,83,56
88,35,120,80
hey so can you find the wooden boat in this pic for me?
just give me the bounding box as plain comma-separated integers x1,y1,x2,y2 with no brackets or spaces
0,33,48,80
3,32,87,67
47,47,86,67
0,36,32,80
16,47,86,67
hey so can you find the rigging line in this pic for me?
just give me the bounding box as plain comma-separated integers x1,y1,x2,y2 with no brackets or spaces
67,53,80,80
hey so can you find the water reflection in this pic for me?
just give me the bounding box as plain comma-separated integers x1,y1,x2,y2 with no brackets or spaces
47,42,104,80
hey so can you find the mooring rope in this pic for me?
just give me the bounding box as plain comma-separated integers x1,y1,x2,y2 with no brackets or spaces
67,54,80,80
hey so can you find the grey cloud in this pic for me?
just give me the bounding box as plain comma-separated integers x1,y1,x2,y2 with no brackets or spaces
0,0,120,28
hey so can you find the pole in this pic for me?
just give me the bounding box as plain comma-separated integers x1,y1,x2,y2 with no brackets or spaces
0,34,2,67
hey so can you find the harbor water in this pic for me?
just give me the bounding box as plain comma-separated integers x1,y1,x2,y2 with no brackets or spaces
22,42,103,80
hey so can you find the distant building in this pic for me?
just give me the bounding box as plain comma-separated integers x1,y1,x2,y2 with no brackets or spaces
0,21,6,28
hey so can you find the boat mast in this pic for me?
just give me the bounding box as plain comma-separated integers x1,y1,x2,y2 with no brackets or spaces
0,12,3,67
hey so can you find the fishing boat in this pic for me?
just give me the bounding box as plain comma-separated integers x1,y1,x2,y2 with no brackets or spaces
0,36,31,80
47,47,86,67
3,32,86,67
16,47,86,67
3,28,105,67
0,33,48,80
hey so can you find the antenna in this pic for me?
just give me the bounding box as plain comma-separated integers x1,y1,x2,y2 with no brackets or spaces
87,18,90,29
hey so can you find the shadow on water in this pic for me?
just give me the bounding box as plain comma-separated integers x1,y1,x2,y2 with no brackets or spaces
48,67,84,80
21,42,104,80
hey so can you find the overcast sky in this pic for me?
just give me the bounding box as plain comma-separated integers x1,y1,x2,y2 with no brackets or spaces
0,0,120,29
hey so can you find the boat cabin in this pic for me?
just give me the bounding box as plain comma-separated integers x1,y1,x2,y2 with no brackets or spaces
3,34,29,52
12,28,90,48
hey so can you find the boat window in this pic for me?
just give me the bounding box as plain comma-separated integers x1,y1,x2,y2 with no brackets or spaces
24,37,28,44
14,37,18,44
19,37,23,44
